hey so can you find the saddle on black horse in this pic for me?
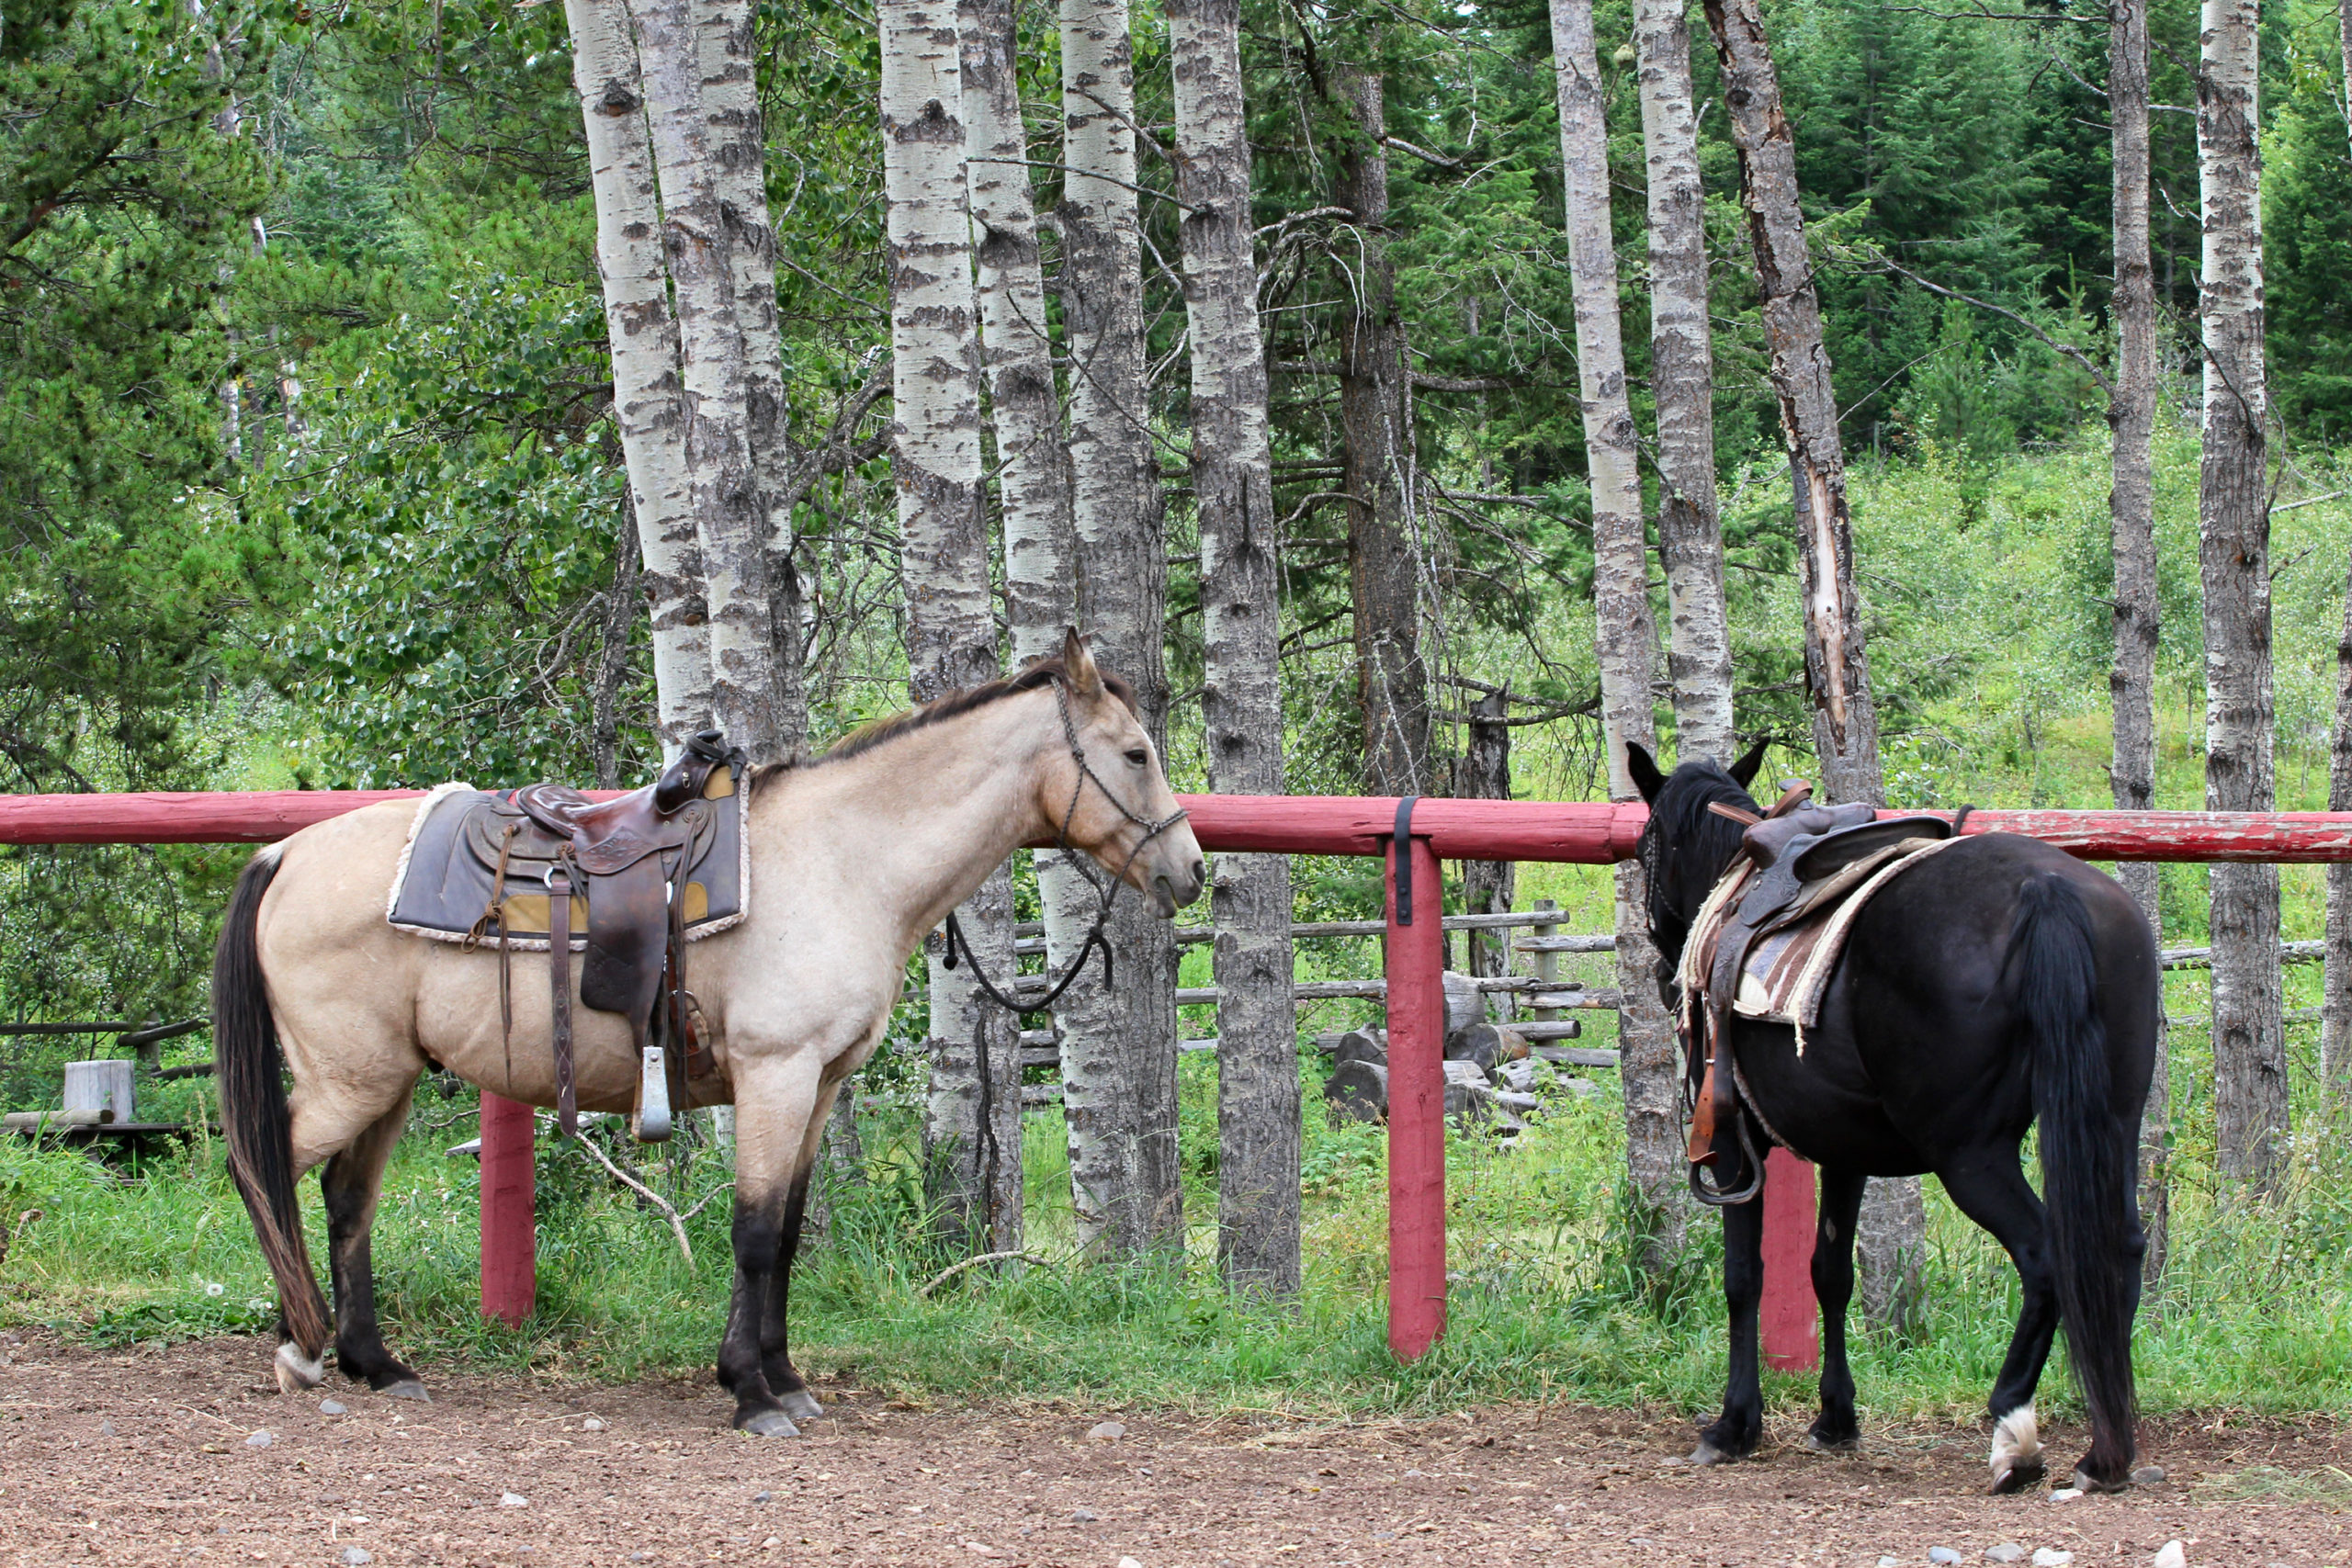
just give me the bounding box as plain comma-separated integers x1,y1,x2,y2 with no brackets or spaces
387,729,749,1142
1676,781,1964,1202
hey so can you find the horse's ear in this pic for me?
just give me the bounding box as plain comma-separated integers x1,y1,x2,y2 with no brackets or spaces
1625,741,1668,805
1061,626,1104,698
1728,739,1770,791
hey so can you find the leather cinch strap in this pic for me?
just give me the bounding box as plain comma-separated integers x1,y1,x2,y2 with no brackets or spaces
548,860,578,1138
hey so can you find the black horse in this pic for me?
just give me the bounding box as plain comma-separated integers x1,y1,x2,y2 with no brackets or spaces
1629,743,2158,1493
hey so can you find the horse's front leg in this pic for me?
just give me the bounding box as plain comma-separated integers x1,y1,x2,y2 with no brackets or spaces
1806,1168,1870,1450
758,1066,856,1423
1694,1121,1767,1464
716,1051,824,1437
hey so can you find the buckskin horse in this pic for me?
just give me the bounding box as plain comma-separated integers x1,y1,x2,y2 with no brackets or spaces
1628,743,2157,1493
209,633,1204,1435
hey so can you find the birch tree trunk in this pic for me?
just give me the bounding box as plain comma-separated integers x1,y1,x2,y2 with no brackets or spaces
1170,0,1299,1297
1058,0,1183,1258
2199,0,2285,1194
1705,0,1917,1314
2109,0,2169,1274
880,0,1023,1252
697,0,809,756
1633,0,1735,767
1334,67,1433,797
962,0,1080,1239
567,0,712,755
629,0,784,762
2325,555,2352,1111
1703,0,1881,803
1553,0,1682,1265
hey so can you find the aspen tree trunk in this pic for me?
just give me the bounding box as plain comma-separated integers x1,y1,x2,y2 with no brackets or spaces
1333,67,1433,796
1553,0,1682,1264
880,0,1023,1253
962,0,1080,1235
567,0,712,755
1706,0,1917,1316
698,0,809,756
1058,0,1183,1259
2199,0,2285,1193
1170,0,1300,1297
2325,558,2352,1111
629,0,784,763
1633,0,1735,766
1703,0,1881,803
1459,689,1515,980
2109,0,2170,1273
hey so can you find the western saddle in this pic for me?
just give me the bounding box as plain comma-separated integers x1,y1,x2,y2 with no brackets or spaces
1679,781,1959,1201
398,730,745,1141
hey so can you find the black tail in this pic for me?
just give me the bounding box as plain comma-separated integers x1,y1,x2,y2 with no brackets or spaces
2008,873,2136,1484
213,850,332,1359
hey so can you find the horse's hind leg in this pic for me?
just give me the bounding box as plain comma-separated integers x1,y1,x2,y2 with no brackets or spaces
322,1085,429,1399
1807,1167,1870,1451
1939,1147,2057,1494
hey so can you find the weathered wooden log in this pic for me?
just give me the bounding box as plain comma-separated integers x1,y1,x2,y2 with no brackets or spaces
4,1109,115,1129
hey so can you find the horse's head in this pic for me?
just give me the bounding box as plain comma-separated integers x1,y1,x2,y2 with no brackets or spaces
1628,739,1770,982
1036,629,1206,917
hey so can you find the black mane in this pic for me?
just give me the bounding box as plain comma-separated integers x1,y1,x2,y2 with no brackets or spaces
1641,758,1763,963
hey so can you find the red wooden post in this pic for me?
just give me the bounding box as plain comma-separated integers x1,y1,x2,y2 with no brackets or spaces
1385,819,1447,1360
1759,1146,1818,1371
479,1092,536,1325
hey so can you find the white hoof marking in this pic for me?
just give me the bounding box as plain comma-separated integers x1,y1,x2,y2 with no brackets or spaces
274,1342,325,1394
1989,1404,2041,1481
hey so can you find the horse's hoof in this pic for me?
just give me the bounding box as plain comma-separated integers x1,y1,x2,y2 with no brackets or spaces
273,1342,325,1394
1989,1458,2045,1495
1689,1440,1737,1467
380,1380,432,1403
1806,1432,1860,1453
2073,1465,2130,1495
777,1389,823,1424
738,1408,801,1438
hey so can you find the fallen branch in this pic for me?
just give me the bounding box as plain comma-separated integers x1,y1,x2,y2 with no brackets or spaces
914,1250,1055,1298
572,1134,696,1264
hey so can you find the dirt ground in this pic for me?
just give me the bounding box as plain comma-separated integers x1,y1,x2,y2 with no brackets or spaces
1,1332,2345,1568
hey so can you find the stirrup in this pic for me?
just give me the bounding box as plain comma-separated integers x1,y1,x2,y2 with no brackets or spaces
634,1045,673,1143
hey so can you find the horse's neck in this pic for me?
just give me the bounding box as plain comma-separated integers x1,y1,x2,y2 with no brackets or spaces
752,694,1051,951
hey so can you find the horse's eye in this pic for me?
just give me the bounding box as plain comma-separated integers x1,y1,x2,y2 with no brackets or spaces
1124,748,1148,766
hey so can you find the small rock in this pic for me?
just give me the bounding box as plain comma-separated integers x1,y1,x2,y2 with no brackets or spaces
1086,1420,1126,1443
628,1556,651,1564
2048,1487,2083,1502
582,1416,606,1431
319,1399,347,1416
499,1492,528,1508
1069,1507,1097,1522
244,1430,273,1449
2031,1552,2073,1567
340,1550,372,1566
963,1545,998,1557
2151,1542,2186,1568
1931,1549,1963,1565
1117,1559,1144,1568
98,1420,115,1437
1986,1547,2026,1563
761,1540,779,1551
1404,1468,1426,1478
752,1490,773,1503
1878,1559,1899,1568
2132,1465,2166,1486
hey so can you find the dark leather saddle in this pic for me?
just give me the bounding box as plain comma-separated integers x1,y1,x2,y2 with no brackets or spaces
387,729,747,1141
1683,783,1960,1196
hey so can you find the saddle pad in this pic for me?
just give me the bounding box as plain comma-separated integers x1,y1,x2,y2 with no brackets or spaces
1698,834,1966,1049
385,777,750,951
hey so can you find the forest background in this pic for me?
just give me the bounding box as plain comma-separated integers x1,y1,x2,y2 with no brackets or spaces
5,0,2352,1416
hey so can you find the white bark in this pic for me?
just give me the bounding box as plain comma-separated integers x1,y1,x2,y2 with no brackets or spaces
2199,0,2285,1192
567,0,712,755
630,0,784,762
881,0,1023,1253
1553,0,1681,1264
1170,0,1299,1297
1057,0,1182,1259
1633,0,1734,766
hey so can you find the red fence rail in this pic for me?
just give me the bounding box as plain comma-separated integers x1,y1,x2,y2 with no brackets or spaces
10,789,2352,1359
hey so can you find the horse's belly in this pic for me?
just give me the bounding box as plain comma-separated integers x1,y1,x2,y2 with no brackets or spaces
411,946,646,1112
